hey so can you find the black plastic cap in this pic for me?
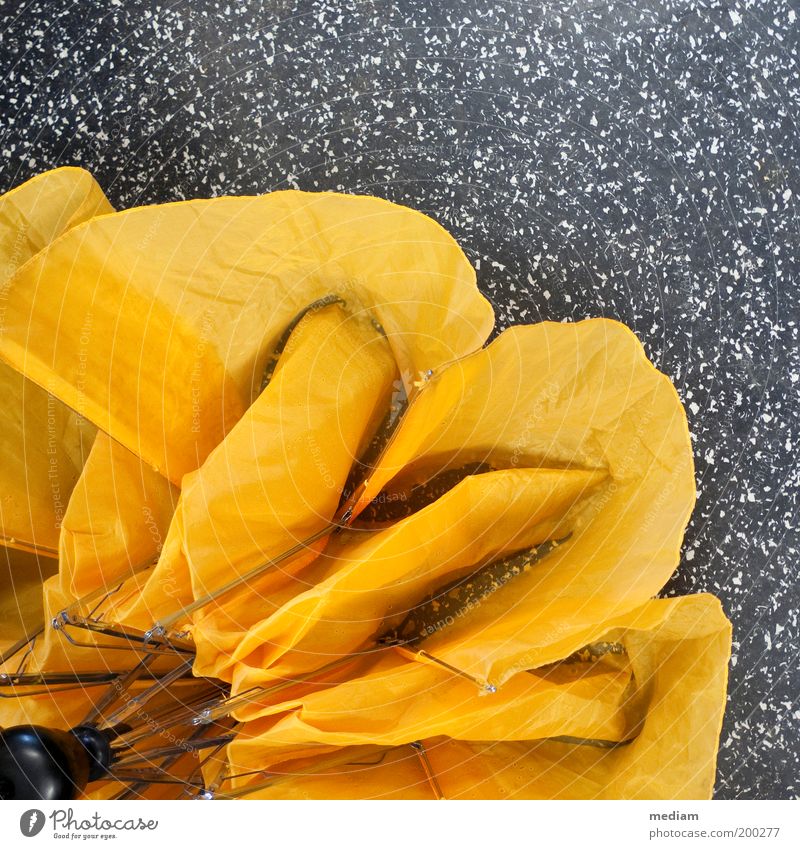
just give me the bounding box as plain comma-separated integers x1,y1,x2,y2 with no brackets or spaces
0,725,89,800
70,725,115,782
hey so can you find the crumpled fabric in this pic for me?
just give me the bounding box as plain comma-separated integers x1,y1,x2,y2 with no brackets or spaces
229,593,730,800
0,168,731,799
0,168,108,593
0,168,111,673
0,180,492,485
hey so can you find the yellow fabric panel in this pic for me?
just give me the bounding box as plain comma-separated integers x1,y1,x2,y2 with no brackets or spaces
267,583,719,762
0,548,58,656
228,594,730,800
58,431,179,599
423,597,731,800
0,167,110,555
0,686,94,734
230,654,634,757
228,466,604,686
0,167,112,263
108,304,398,674
0,187,493,485
183,305,396,675
3,429,183,698
0,367,95,555
348,321,696,687
182,304,396,599
230,745,435,800
104,498,195,630
221,316,689,692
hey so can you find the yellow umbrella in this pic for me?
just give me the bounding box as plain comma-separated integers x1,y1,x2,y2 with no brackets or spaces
0,169,730,801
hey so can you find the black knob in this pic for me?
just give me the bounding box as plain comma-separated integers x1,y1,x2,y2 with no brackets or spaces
0,725,90,800
71,725,117,782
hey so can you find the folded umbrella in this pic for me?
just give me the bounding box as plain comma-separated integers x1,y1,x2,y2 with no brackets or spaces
0,169,731,801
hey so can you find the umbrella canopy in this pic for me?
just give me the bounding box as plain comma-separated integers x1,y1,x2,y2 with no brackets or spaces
0,169,730,800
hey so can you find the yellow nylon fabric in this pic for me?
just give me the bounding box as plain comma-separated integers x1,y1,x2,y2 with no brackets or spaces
111,303,399,675
228,466,605,686
0,167,109,558
0,548,58,658
229,594,730,800
182,304,395,601
232,652,636,750
0,168,111,670
227,745,439,800
59,432,179,600
3,432,181,681
0,168,493,710
357,321,696,688
0,171,182,699
0,188,493,486
214,318,692,693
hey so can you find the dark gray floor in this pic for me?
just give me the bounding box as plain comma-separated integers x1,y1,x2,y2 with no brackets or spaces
1,0,798,799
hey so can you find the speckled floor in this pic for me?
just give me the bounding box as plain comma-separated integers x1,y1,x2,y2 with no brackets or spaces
1,0,798,799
